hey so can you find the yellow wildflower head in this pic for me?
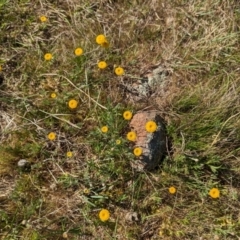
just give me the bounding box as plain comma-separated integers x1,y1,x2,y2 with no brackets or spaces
96,34,107,44
101,126,108,133
48,132,56,141
99,209,110,222
44,53,52,61
83,188,90,194
50,92,57,98
133,147,142,156
127,131,137,141
145,121,157,133
40,16,47,22
116,139,121,145
169,186,176,194
123,110,132,120
98,61,107,69
209,188,220,199
115,67,124,76
68,99,78,109
74,47,83,56
66,151,73,157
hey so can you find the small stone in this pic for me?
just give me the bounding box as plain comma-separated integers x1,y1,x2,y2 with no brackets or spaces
17,159,31,172
50,183,57,190
130,110,167,171
125,212,140,222
21,220,27,225
17,159,28,167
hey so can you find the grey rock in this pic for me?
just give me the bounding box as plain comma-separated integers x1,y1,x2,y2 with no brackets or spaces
17,159,31,172
130,110,167,171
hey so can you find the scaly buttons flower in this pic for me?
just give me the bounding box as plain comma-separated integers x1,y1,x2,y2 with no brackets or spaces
98,61,107,69
66,151,73,157
96,34,107,44
75,48,83,56
115,67,124,76
209,188,220,199
48,132,56,141
101,126,108,133
127,131,137,141
123,111,132,120
44,53,52,61
99,209,110,222
68,99,78,109
145,121,157,133
83,188,90,194
169,186,176,194
40,16,47,22
133,147,142,156
50,93,57,98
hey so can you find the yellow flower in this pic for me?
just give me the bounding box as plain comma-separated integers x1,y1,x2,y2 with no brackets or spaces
96,34,107,44
40,16,47,22
101,126,108,133
48,132,56,141
75,47,83,56
68,99,78,109
145,121,157,133
50,92,57,98
209,188,220,199
116,139,121,145
66,151,73,157
83,188,90,194
99,209,110,222
115,67,124,76
127,131,137,141
98,61,107,69
44,53,52,61
169,186,176,194
123,110,132,120
133,147,142,156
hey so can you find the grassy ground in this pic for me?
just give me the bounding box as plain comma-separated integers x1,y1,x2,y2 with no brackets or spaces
0,0,240,239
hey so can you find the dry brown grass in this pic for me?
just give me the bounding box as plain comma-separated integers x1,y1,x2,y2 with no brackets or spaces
0,0,240,239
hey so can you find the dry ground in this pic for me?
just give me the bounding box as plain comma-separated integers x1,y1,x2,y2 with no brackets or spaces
0,0,240,239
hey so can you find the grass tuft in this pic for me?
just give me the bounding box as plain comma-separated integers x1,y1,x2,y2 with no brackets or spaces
0,0,240,239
